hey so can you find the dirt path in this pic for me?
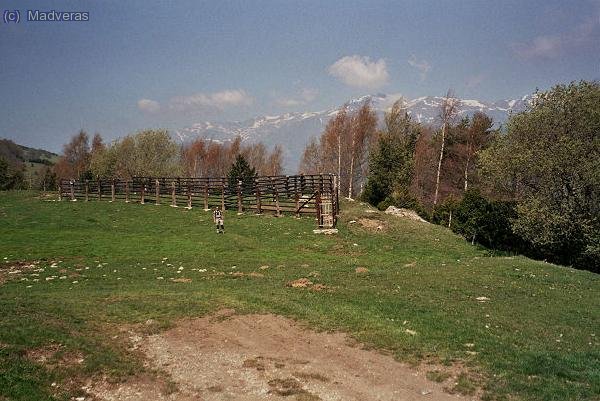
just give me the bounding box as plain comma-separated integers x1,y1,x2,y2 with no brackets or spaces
91,310,477,401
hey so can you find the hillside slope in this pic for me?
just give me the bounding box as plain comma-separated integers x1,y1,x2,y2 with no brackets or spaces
0,193,598,401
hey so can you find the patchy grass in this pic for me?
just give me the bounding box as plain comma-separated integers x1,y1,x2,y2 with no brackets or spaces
0,191,599,401
293,371,330,382
427,370,452,383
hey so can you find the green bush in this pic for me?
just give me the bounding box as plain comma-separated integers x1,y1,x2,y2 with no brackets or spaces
436,190,526,252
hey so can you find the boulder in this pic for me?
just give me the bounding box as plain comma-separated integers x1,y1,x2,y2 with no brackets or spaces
384,206,428,223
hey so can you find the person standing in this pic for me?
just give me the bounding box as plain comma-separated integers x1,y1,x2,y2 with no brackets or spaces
213,207,224,233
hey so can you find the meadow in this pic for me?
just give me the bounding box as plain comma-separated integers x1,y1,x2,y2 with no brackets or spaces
0,191,598,401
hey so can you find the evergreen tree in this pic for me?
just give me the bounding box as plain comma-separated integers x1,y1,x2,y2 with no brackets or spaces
362,100,420,209
227,154,257,193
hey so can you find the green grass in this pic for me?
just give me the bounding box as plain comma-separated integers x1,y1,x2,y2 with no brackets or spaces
0,191,599,401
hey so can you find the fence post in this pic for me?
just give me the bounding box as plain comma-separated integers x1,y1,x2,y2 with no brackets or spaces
271,178,281,217
125,181,130,203
256,179,262,214
187,183,192,209
155,179,160,204
204,181,209,210
58,181,62,201
171,181,177,207
237,180,243,213
140,181,145,204
294,179,300,217
84,180,89,202
315,190,322,227
97,180,101,200
70,180,75,201
111,179,115,202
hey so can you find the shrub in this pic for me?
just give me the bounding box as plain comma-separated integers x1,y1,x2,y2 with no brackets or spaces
438,190,526,252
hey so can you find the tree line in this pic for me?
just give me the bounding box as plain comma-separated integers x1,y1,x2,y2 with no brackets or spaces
298,81,599,272
52,130,284,182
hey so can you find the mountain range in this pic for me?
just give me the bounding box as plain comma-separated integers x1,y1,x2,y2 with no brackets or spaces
174,93,532,172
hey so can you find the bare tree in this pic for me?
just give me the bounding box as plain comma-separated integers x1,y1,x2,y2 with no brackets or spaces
58,130,90,179
265,145,284,176
347,101,377,198
298,137,321,174
433,90,459,206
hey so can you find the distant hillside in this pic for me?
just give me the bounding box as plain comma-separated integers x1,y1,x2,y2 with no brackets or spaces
0,139,59,166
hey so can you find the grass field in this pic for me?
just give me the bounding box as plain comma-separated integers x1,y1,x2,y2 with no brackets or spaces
0,191,598,401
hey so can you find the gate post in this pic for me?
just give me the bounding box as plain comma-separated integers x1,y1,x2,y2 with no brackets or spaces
125,180,130,203
111,179,115,202
84,180,89,202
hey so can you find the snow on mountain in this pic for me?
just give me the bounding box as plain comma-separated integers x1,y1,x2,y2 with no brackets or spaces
174,93,532,173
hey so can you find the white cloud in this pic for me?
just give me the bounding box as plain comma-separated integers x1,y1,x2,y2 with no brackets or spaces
407,55,431,81
137,98,160,113
276,88,319,107
512,35,562,59
512,14,599,59
328,55,389,89
169,89,253,112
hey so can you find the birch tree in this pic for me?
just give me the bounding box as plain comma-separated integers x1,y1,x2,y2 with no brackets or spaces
433,90,458,206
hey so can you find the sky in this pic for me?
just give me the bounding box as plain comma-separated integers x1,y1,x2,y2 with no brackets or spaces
1,0,599,153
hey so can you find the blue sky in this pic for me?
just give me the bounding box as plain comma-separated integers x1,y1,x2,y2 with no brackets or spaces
1,0,599,152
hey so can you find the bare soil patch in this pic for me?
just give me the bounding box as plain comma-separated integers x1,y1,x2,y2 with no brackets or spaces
90,311,478,401
357,218,386,231
26,343,85,370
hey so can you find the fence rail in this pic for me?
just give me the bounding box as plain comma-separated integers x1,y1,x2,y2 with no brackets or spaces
59,174,339,227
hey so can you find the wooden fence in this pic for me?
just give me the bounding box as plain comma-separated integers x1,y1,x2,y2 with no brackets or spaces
59,174,339,227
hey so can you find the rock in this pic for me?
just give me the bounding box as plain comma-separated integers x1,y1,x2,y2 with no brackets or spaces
384,206,428,223
313,228,338,234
